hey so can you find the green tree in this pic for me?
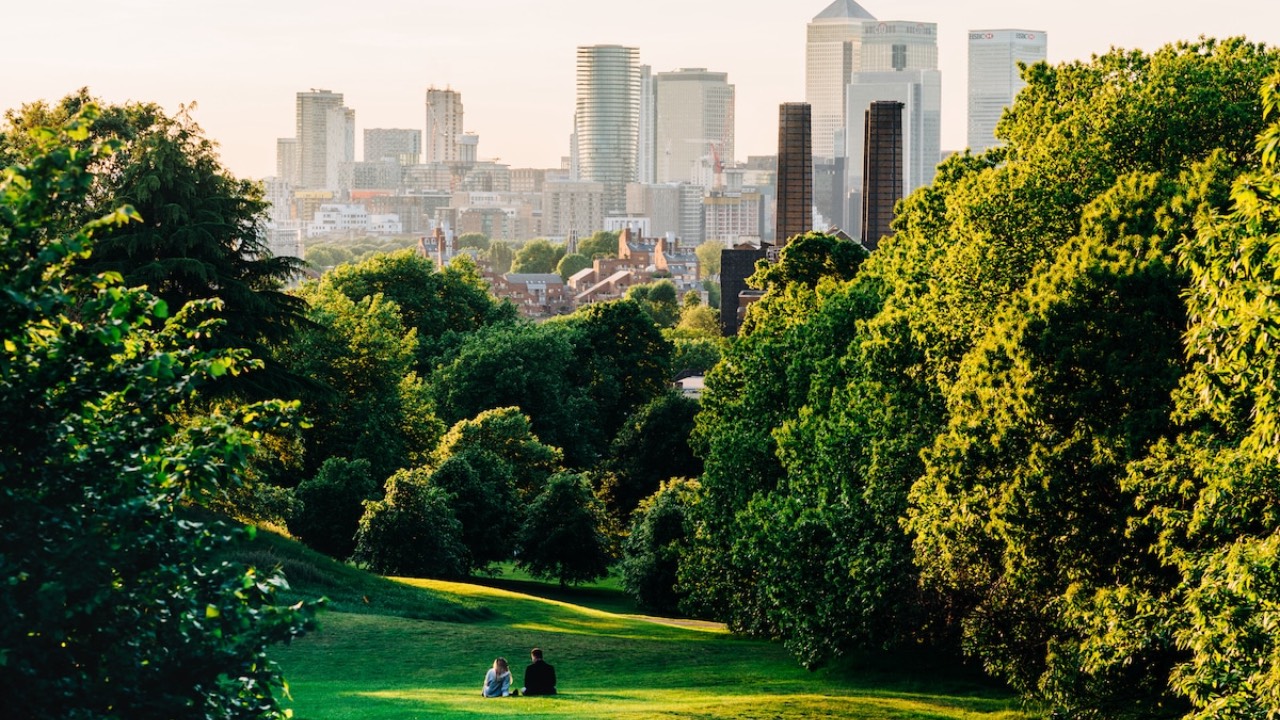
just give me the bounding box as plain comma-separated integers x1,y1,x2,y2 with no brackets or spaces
431,322,591,465
320,249,515,367
280,283,440,483
600,391,702,520
1,91,309,400
621,479,700,613
556,251,592,281
517,473,613,586
456,232,490,250
695,239,725,278
510,238,565,274
485,239,516,274
0,106,317,718
626,280,680,327
577,230,619,259
668,336,723,375
290,457,379,560
352,468,467,578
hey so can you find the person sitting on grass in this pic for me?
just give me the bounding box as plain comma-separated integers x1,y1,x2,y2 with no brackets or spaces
521,648,557,696
482,657,513,698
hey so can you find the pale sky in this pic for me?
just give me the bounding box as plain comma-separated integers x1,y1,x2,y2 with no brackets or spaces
4,1,1279,179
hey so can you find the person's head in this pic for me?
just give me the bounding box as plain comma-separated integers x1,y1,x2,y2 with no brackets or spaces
494,657,508,673
531,648,544,661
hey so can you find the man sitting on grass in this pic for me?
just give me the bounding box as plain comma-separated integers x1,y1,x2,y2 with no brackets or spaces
522,648,557,696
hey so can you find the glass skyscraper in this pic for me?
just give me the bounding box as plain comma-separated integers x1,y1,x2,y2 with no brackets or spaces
967,29,1047,153
805,0,877,163
575,45,640,216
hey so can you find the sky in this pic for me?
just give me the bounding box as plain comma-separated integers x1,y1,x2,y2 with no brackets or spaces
5,0,1280,180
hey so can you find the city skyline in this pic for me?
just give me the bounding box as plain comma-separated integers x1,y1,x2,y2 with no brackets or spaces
5,0,1279,180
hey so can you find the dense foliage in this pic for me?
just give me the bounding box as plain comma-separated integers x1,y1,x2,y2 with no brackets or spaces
0,107,317,718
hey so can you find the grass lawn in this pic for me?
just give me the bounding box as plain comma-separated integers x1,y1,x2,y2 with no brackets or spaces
259,536,1039,720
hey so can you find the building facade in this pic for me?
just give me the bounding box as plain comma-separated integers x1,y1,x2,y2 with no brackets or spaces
296,89,347,190
775,102,813,246
862,100,904,250
805,0,877,163
425,87,464,164
575,45,641,216
364,128,422,164
968,29,1047,152
654,68,735,187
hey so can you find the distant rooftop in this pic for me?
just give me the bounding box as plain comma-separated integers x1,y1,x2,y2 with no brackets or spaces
814,0,876,21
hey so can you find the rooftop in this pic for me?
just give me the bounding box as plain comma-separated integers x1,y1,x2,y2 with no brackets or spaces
814,0,876,21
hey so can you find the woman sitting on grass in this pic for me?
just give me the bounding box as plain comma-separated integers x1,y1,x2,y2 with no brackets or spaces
482,657,514,698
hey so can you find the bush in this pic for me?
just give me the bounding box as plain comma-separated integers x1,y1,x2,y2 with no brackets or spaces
621,480,699,613
291,457,380,559
353,468,467,578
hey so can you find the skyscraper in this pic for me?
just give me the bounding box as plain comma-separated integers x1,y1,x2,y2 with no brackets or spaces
296,89,347,189
276,138,299,186
844,21,941,239
862,100,904,250
805,0,877,163
637,65,656,184
575,44,641,215
325,106,355,192
654,68,735,188
968,29,1047,153
364,128,422,164
425,87,464,164
775,102,813,246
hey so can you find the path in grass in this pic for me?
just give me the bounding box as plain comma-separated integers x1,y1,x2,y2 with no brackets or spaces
273,575,1036,720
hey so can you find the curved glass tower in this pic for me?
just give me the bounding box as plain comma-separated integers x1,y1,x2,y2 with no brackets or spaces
575,45,640,216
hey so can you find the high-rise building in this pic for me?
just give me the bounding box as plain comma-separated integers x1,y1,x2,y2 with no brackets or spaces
296,89,346,189
325,106,355,192
805,0,877,163
775,102,813,246
654,68,735,188
968,29,1047,152
545,180,606,239
425,87,464,164
276,138,299,187
844,20,940,239
862,100,904,250
637,65,656,184
575,45,641,216
364,128,422,165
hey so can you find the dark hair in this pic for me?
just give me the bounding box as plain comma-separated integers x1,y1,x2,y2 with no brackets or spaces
531,648,544,659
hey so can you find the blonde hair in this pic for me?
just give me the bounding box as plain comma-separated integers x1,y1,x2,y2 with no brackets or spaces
493,657,509,673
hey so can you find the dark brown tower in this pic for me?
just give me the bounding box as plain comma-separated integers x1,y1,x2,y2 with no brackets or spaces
861,100,904,250
775,103,813,246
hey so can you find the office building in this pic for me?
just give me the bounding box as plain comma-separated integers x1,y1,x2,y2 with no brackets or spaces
276,138,299,187
775,102,813,246
325,106,356,192
296,89,348,190
862,100,904,250
968,29,1047,152
575,45,641,215
364,128,422,165
545,180,606,240
425,87,464,164
805,0,876,162
638,65,656,184
654,68,735,187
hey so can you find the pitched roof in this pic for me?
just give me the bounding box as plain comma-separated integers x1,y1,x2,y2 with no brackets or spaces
814,0,876,21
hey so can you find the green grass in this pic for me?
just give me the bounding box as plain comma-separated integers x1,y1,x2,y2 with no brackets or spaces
262,542,1039,719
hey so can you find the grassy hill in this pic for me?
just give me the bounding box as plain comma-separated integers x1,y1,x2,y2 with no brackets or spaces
238,531,1038,719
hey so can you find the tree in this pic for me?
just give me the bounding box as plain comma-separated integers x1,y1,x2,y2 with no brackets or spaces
695,239,725,278
319,249,515,367
290,457,379,560
0,105,316,718
352,468,467,578
1,91,309,400
672,303,721,338
510,238,565,274
621,479,700,613
556,251,591,281
626,280,680,327
517,474,613,586
600,391,702,520
577,230,619,259
431,321,591,465
485,240,516,274
457,232,490,250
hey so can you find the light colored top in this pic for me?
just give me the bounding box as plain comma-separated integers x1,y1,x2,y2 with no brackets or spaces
483,668,512,698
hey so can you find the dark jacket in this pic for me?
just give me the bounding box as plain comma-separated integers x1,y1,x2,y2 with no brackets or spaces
523,659,557,695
